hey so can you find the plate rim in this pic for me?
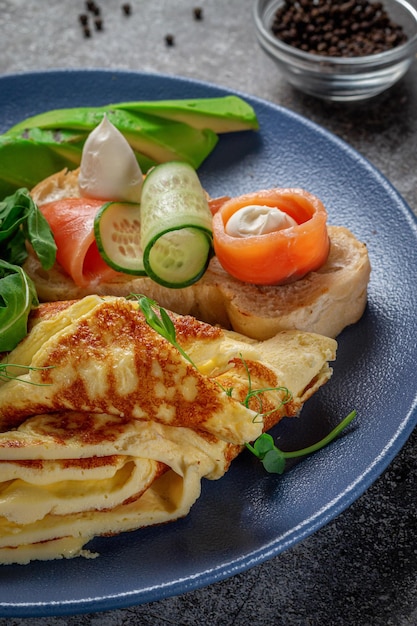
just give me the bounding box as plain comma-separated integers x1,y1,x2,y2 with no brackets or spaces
1,67,417,618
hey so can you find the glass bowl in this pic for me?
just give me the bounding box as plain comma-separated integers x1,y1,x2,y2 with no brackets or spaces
253,0,417,101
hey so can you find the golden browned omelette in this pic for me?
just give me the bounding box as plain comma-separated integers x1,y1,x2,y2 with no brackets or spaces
0,295,337,564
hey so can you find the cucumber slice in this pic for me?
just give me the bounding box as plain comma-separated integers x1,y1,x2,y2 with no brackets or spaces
145,227,212,288
140,162,213,288
94,201,146,275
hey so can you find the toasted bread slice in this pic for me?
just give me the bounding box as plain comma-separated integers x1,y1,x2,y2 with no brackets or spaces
26,169,371,339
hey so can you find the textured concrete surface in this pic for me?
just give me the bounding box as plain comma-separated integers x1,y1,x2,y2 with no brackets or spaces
0,1,417,624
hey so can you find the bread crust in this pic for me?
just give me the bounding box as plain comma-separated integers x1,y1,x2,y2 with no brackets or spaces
27,169,371,339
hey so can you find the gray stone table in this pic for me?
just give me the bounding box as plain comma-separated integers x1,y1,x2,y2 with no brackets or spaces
0,1,416,624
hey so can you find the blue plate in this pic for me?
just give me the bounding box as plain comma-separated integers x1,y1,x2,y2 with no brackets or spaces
0,69,416,618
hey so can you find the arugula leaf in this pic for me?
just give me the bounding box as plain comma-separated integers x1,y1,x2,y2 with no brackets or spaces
0,188,56,269
0,260,38,352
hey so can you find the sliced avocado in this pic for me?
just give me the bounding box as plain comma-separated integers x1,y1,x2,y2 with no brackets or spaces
7,96,259,135
111,96,260,132
0,135,79,198
7,107,218,170
1,96,259,197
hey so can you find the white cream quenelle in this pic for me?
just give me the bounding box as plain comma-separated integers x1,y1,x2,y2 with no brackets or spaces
78,114,143,202
225,204,297,237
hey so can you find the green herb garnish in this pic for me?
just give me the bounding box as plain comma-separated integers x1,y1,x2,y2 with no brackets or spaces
0,260,39,352
133,294,197,368
0,188,57,352
134,294,357,475
0,362,54,385
245,410,357,474
0,187,56,269
239,352,292,418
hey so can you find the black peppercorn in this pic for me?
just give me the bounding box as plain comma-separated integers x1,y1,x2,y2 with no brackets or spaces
270,0,408,57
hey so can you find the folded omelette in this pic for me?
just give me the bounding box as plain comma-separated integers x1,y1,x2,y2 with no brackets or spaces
0,295,337,564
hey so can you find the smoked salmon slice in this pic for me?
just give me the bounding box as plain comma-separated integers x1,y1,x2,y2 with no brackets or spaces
39,198,123,288
212,188,330,285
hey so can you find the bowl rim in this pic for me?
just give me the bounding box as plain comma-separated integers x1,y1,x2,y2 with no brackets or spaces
253,0,417,67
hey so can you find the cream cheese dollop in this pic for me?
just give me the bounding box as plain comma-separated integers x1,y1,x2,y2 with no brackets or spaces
78,114,143,202
225,204,297,237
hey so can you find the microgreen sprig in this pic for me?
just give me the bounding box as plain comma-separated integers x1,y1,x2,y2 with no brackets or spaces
131,295,357,476
239,353,292,418
132,294,197,368
0,362,55,385
245,409,357,474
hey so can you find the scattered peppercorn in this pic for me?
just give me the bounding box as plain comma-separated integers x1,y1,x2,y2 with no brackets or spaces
271,0,408,57
85,0,97,12
193,7,203,20
78,13,88,26
83,26,91,38
165,34,175,46
122,3,132,15
94,17,103,31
